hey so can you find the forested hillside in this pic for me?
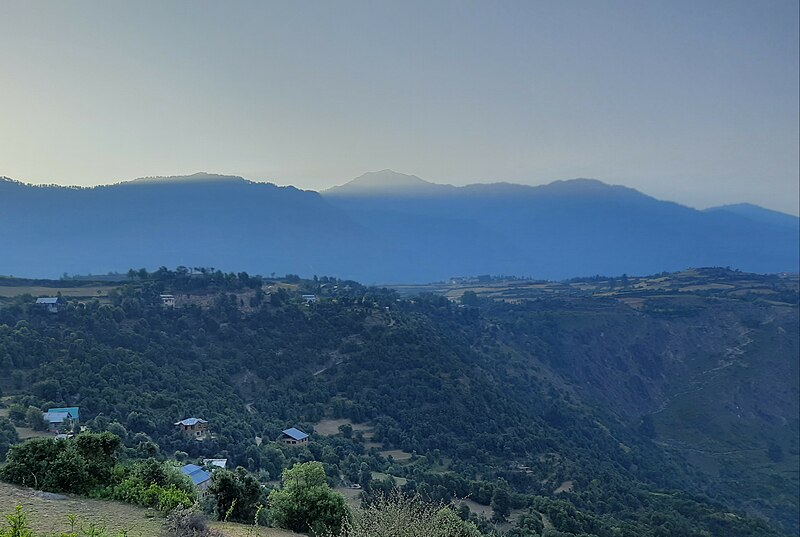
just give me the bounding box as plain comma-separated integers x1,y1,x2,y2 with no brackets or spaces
0,268,797,536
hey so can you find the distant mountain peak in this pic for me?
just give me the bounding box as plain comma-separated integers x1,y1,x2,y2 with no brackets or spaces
325,170,455,196
705,202,799,229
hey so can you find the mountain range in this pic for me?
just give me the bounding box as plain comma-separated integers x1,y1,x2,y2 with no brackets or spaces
1,170,797,282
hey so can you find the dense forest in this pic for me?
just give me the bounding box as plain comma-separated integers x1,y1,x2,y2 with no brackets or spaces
0,267,797,536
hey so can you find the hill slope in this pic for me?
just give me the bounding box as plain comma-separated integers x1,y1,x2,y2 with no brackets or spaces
0,268,796,535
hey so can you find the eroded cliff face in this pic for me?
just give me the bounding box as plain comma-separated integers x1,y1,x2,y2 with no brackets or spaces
476,292,798,531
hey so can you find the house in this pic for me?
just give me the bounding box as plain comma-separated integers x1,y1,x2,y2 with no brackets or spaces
160,294,176,307
175,418,209,439
203,458,228,470
44,407,79,433
181,464,212,493
35,297,63,313
301,294,317,304
279,427,309,446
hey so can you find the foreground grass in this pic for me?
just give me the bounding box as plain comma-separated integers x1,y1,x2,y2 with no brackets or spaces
0,482,161,537
209,522,301,536
0,482,303,537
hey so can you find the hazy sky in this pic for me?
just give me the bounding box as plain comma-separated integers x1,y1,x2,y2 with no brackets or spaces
1,1,798,214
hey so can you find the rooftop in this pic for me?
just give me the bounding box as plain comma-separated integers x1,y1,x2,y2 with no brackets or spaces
282,427,309,441
175,418,207,426
47,407,79,421
181,464,211,486
43,411,70,424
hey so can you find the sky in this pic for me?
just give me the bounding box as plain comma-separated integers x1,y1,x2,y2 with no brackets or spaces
1,1,798,215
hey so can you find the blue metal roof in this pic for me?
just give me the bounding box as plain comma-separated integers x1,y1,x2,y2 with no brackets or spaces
174,418,207,426
43,411,70,424
282,427,309,440
48,407,79,421
181,464,211,485
181,464,202,474
36,297,60,304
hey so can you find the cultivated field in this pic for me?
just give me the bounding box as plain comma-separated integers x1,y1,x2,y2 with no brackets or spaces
0,285,117,298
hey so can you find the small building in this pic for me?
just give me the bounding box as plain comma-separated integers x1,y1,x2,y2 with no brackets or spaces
35,297,64,313
44,407,79,433
280,427,309,447
301,294,317,304
181,464,212,493
160,294,176,307
203,458,228,470
175,418,209,439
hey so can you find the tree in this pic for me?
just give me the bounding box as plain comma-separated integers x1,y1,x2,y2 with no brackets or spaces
269,462,349,535
25,408,47,431
490,487,511,522
207,468,263,523
0,417,19,461
460,291,479,307
7,405,26,427
0,432,120,494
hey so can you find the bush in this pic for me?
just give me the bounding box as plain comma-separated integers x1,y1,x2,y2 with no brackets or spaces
110,459,196,512
162,507,224,537
338,490,482,537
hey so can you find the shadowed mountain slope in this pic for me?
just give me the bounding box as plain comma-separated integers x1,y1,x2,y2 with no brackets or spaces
1,171,798,282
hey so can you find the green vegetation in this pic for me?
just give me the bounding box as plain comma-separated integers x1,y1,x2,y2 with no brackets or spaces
335,491,481,537
0,267,796,536
206,468,264,523
269,462,349,535
109,459,196,513
0,433,120,494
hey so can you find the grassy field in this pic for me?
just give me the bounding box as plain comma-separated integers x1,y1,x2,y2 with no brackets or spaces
209,522,301,536
387,269,800,305
0,285,118,298
313,418,372,437
379,449,412,462
0,482,303,537
0,482,162,537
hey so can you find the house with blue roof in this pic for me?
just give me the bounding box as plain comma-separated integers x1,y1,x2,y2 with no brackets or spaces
181,463,212,493
35,297,64,313
174,417,209,440
280,427,309,447
44,407,79,433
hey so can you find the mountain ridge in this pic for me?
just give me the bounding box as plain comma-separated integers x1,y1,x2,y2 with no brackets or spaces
1,171,797,282
4,170,799,221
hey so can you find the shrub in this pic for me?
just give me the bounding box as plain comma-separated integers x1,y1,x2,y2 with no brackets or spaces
110,459,196,512
269,462,349,536
162,507,224,537
337,491,482,537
